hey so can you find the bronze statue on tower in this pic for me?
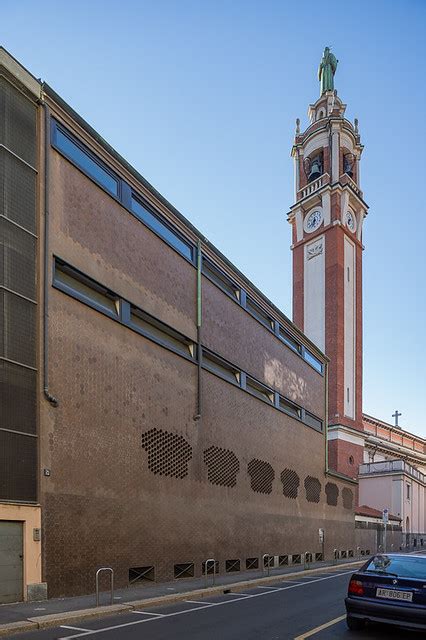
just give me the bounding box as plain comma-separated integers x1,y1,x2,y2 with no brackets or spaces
318,47,338,95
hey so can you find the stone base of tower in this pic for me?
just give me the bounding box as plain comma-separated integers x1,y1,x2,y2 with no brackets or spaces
328,425,365,482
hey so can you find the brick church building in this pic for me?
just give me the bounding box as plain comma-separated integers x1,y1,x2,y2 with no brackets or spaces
0,45,423,602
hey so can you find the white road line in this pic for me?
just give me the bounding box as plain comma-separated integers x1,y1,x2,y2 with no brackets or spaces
222,592,252,597
60,626,91,632
129,611,165,616
58,570,354,639
185,600,217,605
255,585,284,589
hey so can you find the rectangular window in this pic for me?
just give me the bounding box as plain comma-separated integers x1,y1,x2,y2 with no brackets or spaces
279,326,301,353
304,412,323,432
53,261,119,318
279,396,302,419
130,307,195,359
407,484,411,500
303,348,323,374
246,377,274,404
246,297,274,330
131,196,193,261
203,350,240,384
52,123,120,198
202,259,240,300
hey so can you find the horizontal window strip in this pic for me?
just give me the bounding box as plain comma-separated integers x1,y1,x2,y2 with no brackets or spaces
131,195,193,261
50,123,323,375
52,122,120,197
53,258,324,433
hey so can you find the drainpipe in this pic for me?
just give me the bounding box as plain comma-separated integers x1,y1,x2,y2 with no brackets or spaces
194,240,202,421
325,360,329,474
42,101,58,407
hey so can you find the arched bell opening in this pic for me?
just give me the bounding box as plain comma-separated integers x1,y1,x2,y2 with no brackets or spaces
304,150,324,183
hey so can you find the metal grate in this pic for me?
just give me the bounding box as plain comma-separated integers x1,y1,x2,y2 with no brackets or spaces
292,554,301,564
203,446,240,487
0,290,36,368
129,566,155,584
174,563,194,579
0,148,36,233
0,430,37,501
263,555,274,568
304,476,321,503
342,487,353,510
141,428,192,479
245,557,259,570
0,217,36,299
281,468,300,499
0,360,36,434
247,458,275,494
325,482,339,506
315,553,323,562
0,77,37,167
225,559,240,572
348,550,354,558
279,555,289,566
202,560,219,575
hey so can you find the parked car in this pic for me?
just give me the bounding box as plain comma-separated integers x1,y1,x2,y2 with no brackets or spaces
345,554,426,631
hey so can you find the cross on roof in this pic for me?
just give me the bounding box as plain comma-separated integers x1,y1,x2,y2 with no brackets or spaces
392,410,402,427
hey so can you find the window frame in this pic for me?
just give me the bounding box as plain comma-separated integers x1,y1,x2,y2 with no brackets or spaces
202,258,240,301
51,120,121,200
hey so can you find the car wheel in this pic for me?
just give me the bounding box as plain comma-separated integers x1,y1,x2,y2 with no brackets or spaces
346,615,365,631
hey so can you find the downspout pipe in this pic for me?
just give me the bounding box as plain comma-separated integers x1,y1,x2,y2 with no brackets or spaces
42,101,58,407
194,241,202,421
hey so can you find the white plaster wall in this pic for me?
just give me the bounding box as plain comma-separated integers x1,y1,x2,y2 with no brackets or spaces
359,476,393,512
304,235,325,351
344,236,356,418
303,132,329,158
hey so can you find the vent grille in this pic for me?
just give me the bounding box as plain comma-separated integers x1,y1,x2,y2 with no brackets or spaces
129,566,155,584
325,482,339,506
245,557,258,570
342,487,354,510
0,217,36,299
0,430,37,502
225,559,240,572
0,77,37,167
203,446,240,487
304,476,321,503
174,563,194,579
0,360,36,434
0,290,36,367
141,428,192,479
279,555,289,566
247,458,275,494
281,468,300,499
202,560,219,575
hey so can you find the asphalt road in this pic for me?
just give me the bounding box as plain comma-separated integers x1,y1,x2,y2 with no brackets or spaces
5,567,422,640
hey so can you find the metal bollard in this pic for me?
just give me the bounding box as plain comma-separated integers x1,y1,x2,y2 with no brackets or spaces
204,559,216,587
262,554,271,577
95,568,114,607
304,552,310,570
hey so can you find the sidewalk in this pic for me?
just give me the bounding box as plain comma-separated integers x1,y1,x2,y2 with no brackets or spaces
0,557,363,636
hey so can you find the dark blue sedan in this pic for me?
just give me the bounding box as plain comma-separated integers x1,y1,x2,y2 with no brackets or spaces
345,554,426,631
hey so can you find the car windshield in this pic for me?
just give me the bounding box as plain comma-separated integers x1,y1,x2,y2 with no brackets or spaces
364,555,426,579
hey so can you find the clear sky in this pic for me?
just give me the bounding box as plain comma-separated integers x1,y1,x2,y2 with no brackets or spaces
2,0,426,435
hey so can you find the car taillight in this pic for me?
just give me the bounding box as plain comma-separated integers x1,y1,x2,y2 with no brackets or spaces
348,579,364,596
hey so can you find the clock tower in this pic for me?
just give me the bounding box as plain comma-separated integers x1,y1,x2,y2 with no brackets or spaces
288,49,368,480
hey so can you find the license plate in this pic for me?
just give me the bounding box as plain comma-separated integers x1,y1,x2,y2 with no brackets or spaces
376,588,413,602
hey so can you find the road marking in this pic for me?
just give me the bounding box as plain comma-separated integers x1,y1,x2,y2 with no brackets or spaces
129,611,165,616
223,592,252,597
58,570,354,639
185,600,217,605
255,585,284,589
294,614,346,639
60,626,91,632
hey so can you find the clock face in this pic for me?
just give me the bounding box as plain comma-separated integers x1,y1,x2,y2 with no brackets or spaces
345,210,357,232
304,209,323,233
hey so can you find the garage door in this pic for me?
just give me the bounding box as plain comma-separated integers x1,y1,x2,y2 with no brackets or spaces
0,521,23,603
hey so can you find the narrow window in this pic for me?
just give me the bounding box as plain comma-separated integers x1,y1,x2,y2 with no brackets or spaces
246,297,274,330
202,351,240,384
303,349,323,374
52,123,120,197
304,412,323,432
279,327,302,353
279,397,301,419
246,377,274,404
53,261,119,317
131,196,193,261
130,307,195,358
202,259,240,300
407,484,411,500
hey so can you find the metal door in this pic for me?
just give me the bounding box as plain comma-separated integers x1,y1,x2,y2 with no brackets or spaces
0,521,23,603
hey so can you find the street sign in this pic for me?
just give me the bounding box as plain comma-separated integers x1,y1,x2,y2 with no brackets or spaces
318,528,324,544
383,508,389,525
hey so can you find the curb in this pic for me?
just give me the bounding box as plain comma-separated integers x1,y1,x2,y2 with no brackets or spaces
0,560,363,635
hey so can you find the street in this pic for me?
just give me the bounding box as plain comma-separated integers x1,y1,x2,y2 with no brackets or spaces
5,566,421,640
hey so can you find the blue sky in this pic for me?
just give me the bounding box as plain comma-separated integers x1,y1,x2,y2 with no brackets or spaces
2,0,426,435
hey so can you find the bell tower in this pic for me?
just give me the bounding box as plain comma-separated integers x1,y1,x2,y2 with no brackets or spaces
288,49,368,480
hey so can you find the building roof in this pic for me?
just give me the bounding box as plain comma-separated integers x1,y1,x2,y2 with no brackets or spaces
356,505,401,522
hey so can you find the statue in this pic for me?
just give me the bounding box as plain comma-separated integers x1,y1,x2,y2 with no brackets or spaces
318,47,338,95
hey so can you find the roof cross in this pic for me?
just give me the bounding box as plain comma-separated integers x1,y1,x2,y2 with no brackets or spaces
392,410,402,427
